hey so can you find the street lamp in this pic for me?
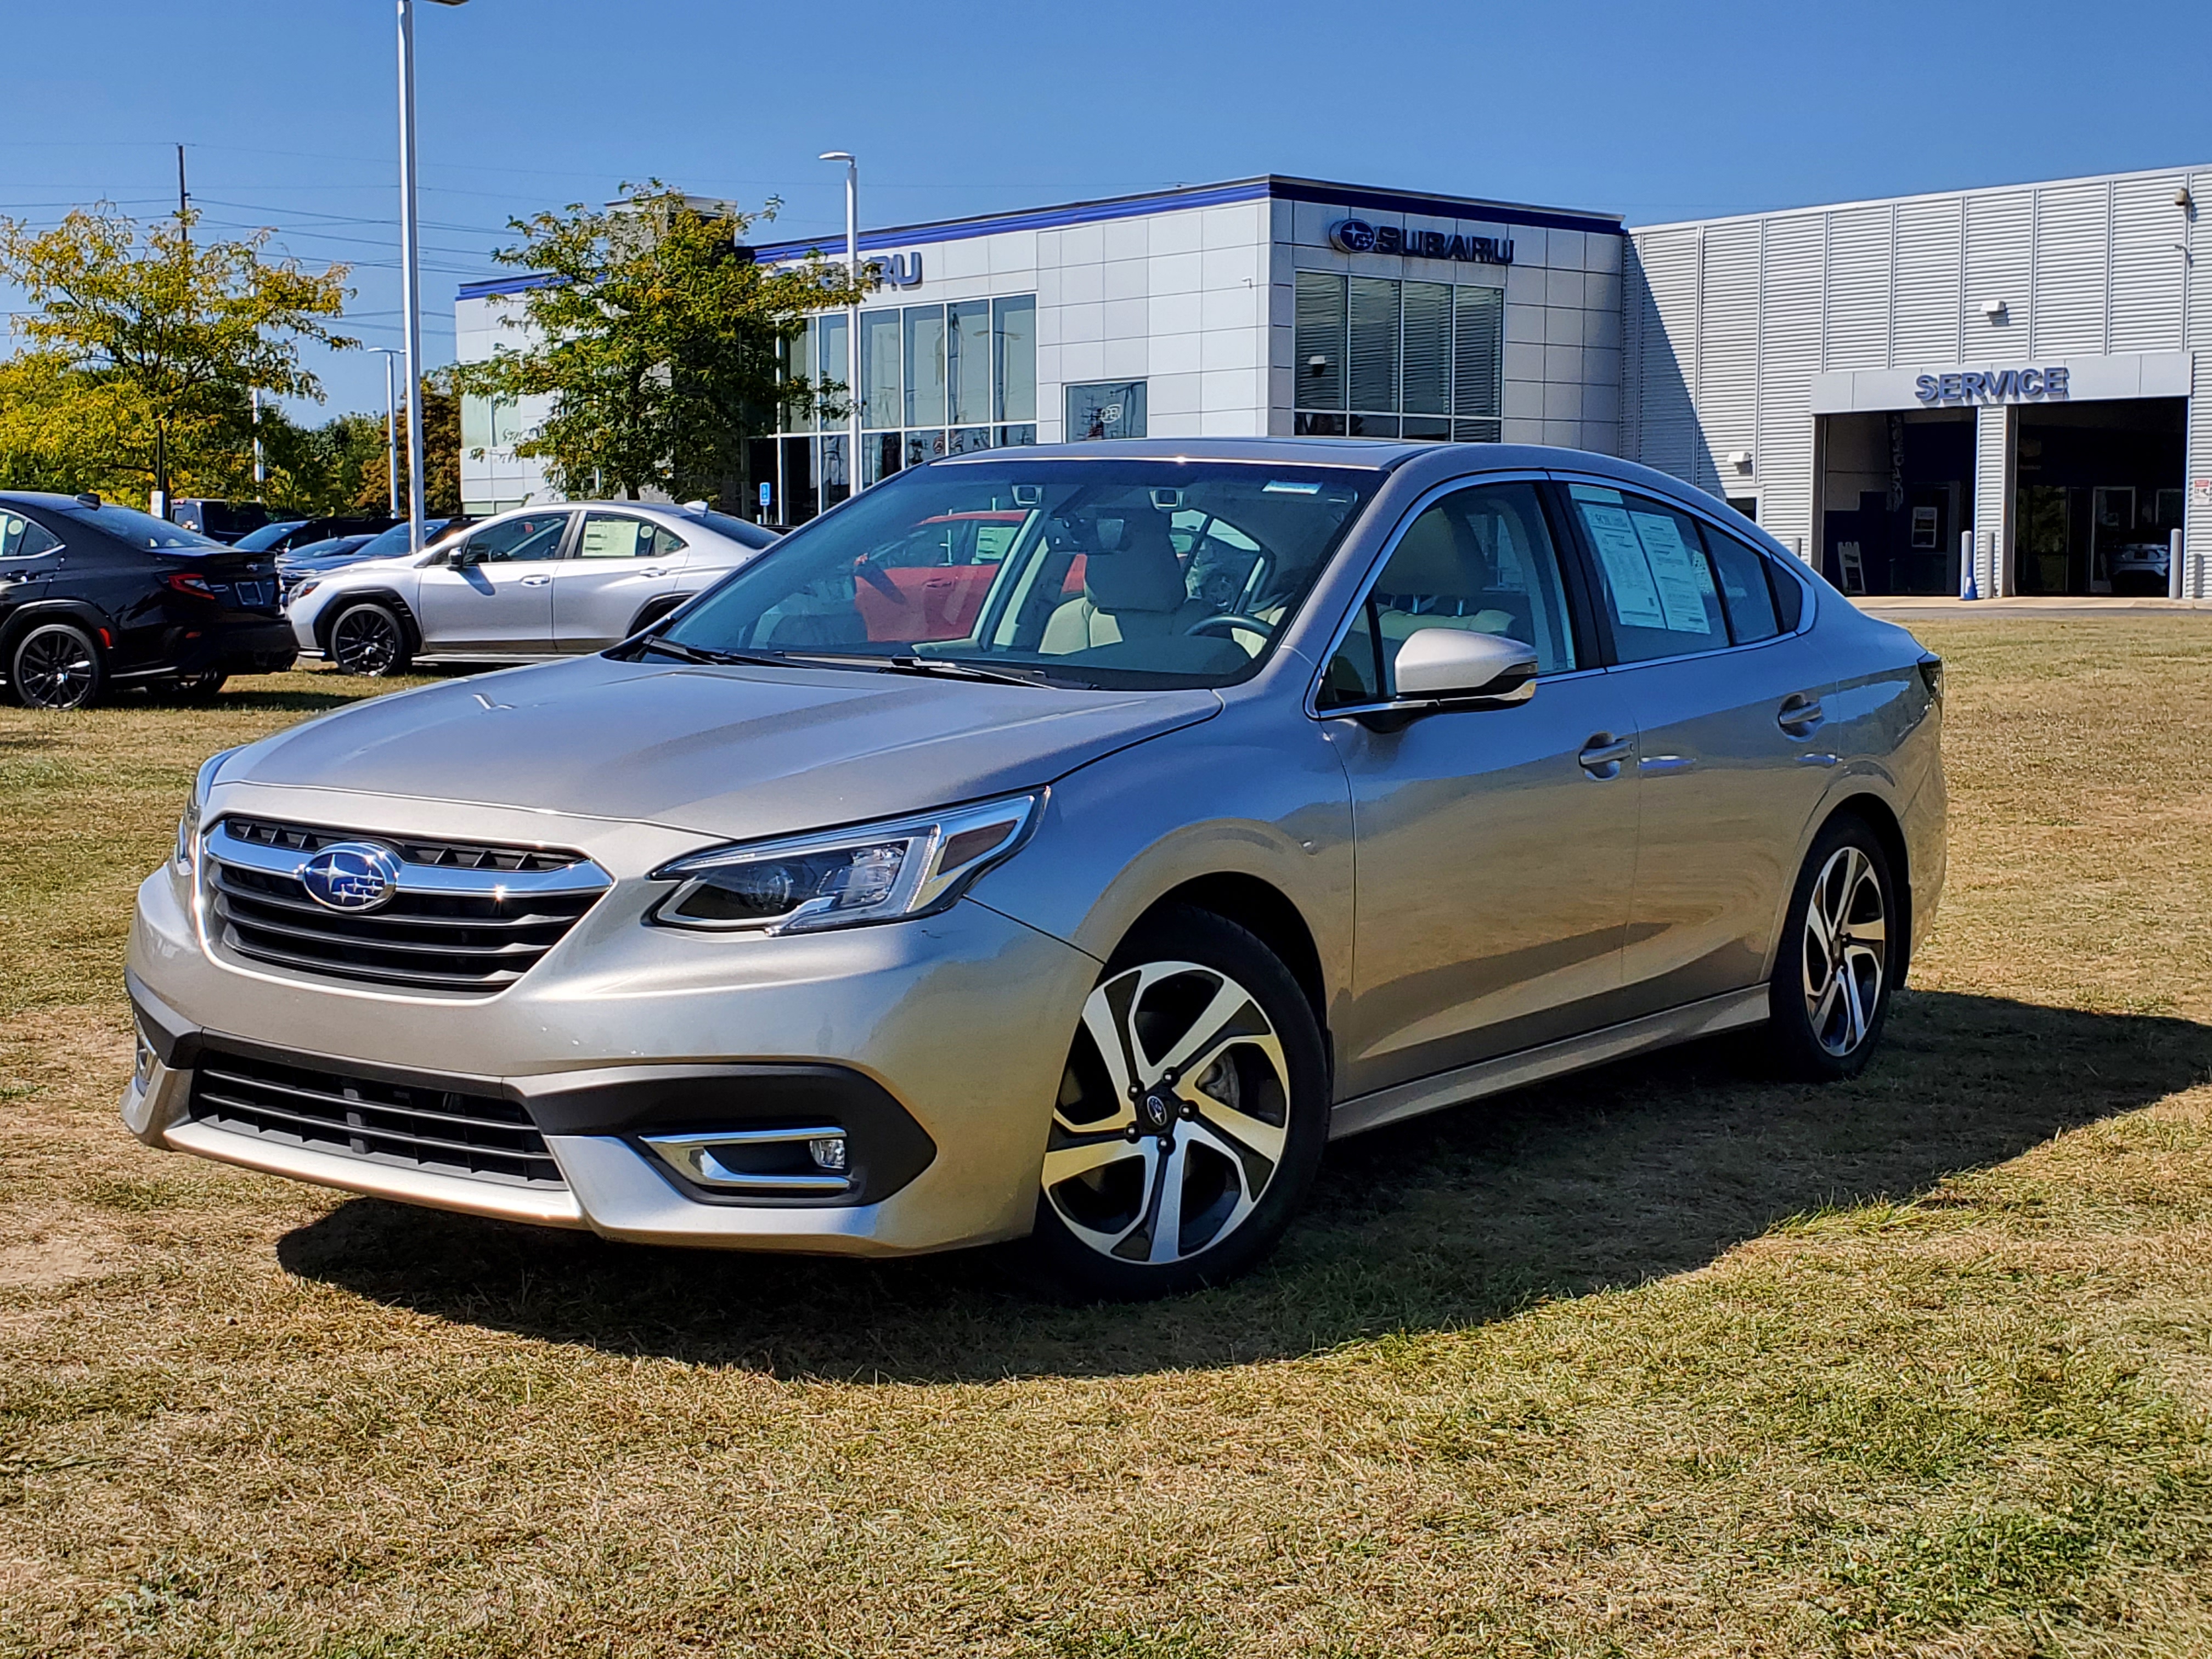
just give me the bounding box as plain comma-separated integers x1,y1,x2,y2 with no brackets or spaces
820,151,861,497
370,348,403,517
397,0,466,555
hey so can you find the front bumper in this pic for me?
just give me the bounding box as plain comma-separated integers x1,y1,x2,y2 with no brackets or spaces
125,816,1103,1256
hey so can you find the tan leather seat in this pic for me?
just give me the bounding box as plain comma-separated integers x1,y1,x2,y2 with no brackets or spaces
1374,509,1515,641
1042,516,1209,654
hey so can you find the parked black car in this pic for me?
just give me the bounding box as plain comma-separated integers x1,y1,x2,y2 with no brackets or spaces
168,499,277,544
0,492,298,710
232,514,397,556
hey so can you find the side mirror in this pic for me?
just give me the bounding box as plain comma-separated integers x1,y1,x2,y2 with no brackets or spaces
1391,627,1538,706
450,544,480,567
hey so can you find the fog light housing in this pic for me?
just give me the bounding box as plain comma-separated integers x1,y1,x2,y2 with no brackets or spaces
808,1135,847,1172
642,1126,854,1196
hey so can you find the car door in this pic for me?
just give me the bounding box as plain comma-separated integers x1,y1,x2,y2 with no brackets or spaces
1321,479,1641,1099
1555,479,1838,1013
552,512,684,651
413,510,569,652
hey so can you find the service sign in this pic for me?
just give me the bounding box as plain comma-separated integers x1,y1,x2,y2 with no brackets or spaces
1914,366,2070,404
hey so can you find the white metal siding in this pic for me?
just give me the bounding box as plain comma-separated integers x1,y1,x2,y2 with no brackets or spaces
2108,172,2186,352
1962,191,2032,346
1756,216,1827,553
2187,171,2212,351
1695,221,1762,490
1822,207,1892,369
2030,182,2111,356
1629,228,1701,483
1890,198,1964,365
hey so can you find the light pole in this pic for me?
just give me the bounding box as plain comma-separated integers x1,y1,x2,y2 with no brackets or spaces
397,0,466,554
371,348,403,517
820,151,861,498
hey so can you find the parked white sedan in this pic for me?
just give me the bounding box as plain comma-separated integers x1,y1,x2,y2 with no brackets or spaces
286,503,780,675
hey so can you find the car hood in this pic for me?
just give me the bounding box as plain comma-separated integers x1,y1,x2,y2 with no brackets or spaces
229,653,1222,841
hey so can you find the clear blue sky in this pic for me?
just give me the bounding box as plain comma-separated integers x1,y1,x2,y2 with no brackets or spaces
5,0,2209,424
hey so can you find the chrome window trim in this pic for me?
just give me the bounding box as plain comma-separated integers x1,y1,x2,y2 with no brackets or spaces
1301,466,1572,720
205,820,612,898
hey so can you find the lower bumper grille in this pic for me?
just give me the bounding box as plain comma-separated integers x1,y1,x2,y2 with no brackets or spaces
187,1046,565,1189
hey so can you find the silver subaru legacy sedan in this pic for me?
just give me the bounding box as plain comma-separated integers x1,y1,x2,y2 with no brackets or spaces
124,439,1945,1299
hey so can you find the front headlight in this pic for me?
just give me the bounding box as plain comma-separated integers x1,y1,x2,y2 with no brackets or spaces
290,578,321,601
174,747,241,875
649,792,1042,935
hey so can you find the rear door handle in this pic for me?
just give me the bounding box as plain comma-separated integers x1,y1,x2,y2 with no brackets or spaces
639,567,668,578
519,574,553,587
1777,693,1825,736
1578,734,1632,779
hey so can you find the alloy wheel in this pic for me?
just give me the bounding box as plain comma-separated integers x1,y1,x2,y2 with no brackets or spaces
1043,960,1292,1266
1800,844,1887,1057
331,608,401,675
14,625,99,710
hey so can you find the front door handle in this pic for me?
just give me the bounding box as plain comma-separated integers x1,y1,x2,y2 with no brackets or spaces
519,574,554,587
1578,733,1632,780
639,566,669,578
1778,693,1825,736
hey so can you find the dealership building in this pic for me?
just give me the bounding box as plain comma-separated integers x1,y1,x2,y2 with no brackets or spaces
458,160,2211,599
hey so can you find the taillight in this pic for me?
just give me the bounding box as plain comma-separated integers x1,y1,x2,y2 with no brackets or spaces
165,572,217,599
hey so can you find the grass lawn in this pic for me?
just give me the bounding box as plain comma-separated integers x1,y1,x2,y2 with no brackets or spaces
3,623,2211,1657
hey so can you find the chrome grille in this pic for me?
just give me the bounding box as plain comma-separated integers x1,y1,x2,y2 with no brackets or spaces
205,817,611,995
187,1045,563,1188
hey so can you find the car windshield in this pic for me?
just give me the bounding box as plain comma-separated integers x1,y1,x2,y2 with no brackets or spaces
232,520,309,551
652,459,1382,689
353,519,450,561
57,501,227,550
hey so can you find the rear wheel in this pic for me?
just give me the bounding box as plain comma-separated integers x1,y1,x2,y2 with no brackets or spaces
1765,817,1895,1080
8,620,104,710
1025,906,1329,1300
328,602,411,676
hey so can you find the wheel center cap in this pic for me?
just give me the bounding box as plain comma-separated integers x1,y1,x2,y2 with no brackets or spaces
1138,1089,1178,1132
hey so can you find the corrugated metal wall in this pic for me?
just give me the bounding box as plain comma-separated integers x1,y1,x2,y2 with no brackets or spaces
1623,163,2208,578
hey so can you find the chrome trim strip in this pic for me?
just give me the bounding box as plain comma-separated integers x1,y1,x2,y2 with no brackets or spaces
206,821,612,896
1328,986,1770,1140
642,1126,853,1194
163,1117,588,1227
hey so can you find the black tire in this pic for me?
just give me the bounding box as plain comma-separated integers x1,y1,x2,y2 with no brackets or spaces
1023,905,1330,1301
1764,815,1897,1081
8,619,104,710
328,602,412,676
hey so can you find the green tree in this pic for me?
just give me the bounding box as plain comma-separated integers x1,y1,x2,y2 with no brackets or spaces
0,205,353,505
259,369,459,517
453,184,862,504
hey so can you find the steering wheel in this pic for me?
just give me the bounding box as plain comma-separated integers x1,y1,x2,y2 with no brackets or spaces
1185,613,1276,640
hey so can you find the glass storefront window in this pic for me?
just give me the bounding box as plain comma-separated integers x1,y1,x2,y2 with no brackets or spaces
860,310,901,430
949,300,992,427
1295,270,1503,444
817,314,849,425
994,296,1036,422
904,306,948,428
1067,380,1147,440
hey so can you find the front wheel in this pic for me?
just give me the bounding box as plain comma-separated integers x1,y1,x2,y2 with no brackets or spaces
1024,906,1329,1300
8,620,104,710
1764,817,1896,1080
328,602,411,676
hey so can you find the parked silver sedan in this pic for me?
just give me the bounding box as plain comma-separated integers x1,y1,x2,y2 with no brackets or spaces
285,501,780,674
127,440,1944,1299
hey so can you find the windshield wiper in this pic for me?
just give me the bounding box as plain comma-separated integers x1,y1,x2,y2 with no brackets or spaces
633,637,791,669
883,654,1058,687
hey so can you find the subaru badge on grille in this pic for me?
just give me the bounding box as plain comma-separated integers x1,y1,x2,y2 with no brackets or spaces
297,843,405,912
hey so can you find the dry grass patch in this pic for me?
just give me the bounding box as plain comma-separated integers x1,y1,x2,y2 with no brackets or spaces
3,631,2212,1656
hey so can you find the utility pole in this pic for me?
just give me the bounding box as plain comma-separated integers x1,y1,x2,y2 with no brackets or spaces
396,1,468,554
251,388,265,498
373,349,402,517
176,144,189,240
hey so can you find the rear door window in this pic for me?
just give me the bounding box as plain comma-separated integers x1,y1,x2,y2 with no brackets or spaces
1566,483,1728,663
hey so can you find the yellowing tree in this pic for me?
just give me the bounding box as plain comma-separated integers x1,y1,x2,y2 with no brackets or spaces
0,205,354,505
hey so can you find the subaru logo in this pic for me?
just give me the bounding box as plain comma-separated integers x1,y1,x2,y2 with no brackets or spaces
1330,217,1379,253
297,842,404,912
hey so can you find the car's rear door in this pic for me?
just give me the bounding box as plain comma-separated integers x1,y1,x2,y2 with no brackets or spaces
1323,478,1640,1100
551,511,683,651
414,511,569,652
0,509,62,615
1554,478,1838,1014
